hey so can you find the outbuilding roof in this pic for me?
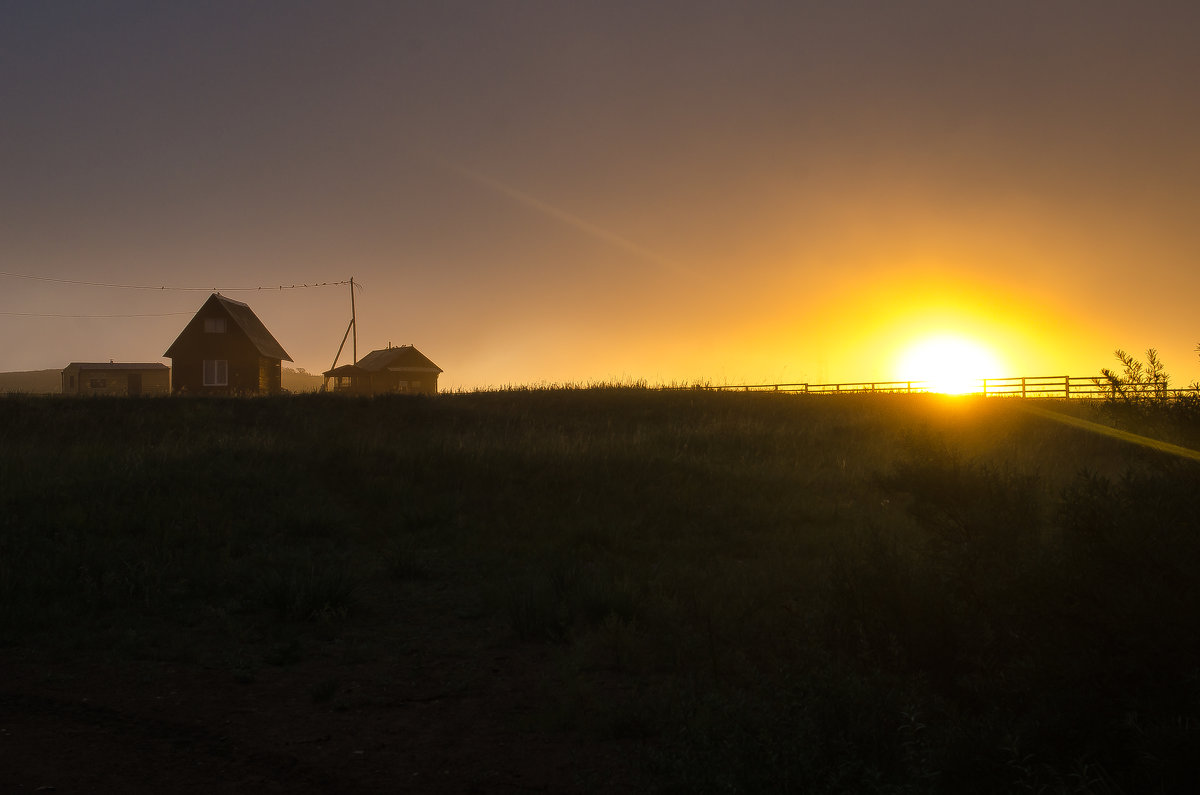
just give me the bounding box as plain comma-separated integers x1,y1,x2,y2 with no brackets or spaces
64,362,169,371
324,363,367,378
327,345,442,376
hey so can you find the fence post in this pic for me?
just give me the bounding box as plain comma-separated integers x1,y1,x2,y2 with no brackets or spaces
1021,377,1026,398
982,378,987,397
1065,376,1070,399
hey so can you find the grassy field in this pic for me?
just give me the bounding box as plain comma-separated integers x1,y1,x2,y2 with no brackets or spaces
2,389,1198,792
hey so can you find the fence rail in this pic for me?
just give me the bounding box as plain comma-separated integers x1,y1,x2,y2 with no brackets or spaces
668,376,1196,399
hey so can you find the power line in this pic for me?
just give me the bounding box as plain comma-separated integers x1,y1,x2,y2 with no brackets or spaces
0,270,355,292
0,311,193,318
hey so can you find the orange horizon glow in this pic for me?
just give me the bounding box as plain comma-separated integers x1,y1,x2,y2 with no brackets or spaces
3,6,1200,391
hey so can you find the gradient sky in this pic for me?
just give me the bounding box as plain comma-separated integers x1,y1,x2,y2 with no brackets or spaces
3,1,1199,389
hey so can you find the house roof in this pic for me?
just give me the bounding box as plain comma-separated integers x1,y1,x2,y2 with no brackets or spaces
164,293,292,361
322,345,442,377
353,346,442,374
64,362,169,371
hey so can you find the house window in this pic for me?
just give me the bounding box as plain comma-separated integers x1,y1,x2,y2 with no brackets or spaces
203,360,228,386
204,317,227,333
89,378,106,388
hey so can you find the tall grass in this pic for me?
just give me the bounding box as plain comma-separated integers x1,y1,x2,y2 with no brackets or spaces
2,390,1197,791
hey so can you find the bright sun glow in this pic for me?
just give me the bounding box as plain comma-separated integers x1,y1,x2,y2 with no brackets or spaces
897,335,1005,394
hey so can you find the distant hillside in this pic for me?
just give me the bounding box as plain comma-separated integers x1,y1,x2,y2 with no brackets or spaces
283,367,323,393
0,370,60,394
0,367,323,395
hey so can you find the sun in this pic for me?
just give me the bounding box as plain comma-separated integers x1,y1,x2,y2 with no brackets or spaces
896,335,1004,394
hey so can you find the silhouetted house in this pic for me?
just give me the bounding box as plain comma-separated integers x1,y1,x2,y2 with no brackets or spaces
323,345,442,395
164,293,292,395
61,362,171,396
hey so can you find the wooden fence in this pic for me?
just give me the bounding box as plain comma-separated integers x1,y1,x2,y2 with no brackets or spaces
672,376,1194,399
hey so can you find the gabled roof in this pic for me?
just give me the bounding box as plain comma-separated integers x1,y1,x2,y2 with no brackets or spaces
64,362,169,371
164,294,292,361
352,345,442,374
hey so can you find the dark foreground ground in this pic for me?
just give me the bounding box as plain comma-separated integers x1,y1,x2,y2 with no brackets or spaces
2,586,644,793
2,390,1199,792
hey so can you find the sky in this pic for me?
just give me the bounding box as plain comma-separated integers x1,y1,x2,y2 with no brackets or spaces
3,1,1199,390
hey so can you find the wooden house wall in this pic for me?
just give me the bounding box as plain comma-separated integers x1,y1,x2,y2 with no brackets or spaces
169,338,273,395
328,371,437,396
327,374,361,394
391,371,438,395
258,358,282,394
168,309,283,395
367,371,438,395
136,369,172,396
63,367,170,396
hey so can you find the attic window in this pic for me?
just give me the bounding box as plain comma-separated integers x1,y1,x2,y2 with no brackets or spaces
204,317,227,333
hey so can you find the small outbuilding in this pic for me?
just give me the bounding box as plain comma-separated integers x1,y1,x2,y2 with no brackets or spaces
323,345,442,395
61,362,171,396
164,293,292,395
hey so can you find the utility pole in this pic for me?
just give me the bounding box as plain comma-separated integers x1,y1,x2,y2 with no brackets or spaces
326,277,360,383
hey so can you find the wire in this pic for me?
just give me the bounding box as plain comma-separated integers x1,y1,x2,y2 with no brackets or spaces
0,311,194,318
0,270,354,292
